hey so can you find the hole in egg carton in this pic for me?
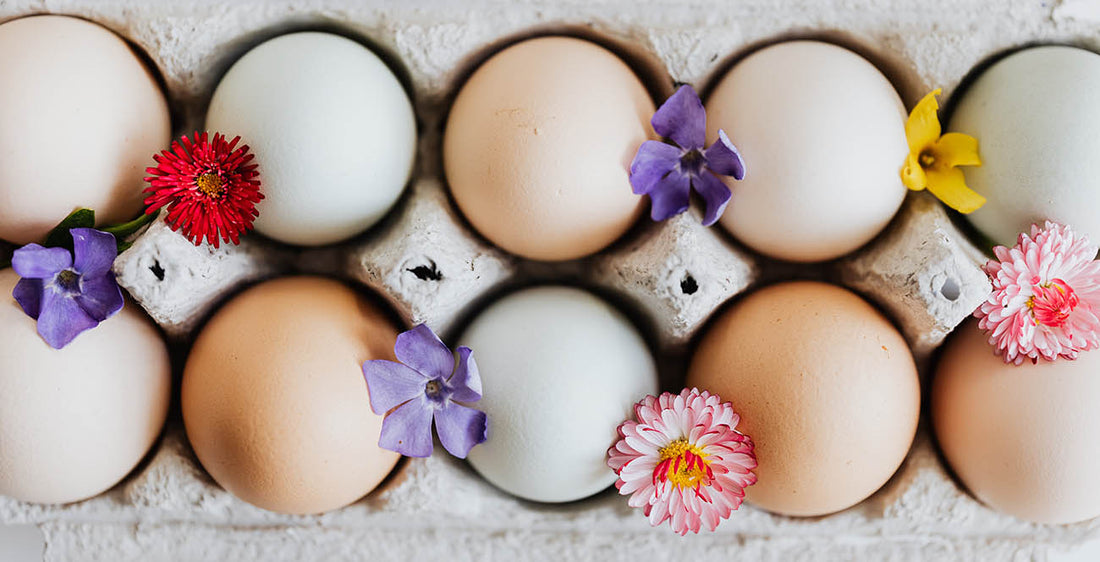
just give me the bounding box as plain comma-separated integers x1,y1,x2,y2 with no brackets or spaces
939,277,960,301
407,260,443,281
149,260,166,282
680,273,699,295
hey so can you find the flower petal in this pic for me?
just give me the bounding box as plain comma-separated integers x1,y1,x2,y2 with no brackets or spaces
932,132,981,168
447,346,482,402
648,172,691,222
36,290,98,349
378,397,435,457
704,130,745,180
652,85,706,149
630,141,681,196
926,166,987,214
905,89,942,155
363,359,429,414
12,278,43,319
694,173,732,227
70,228,118,277
901,152,927,191
394,324,455,379
74,274,124,322
11,245,72,279
435,401,488,458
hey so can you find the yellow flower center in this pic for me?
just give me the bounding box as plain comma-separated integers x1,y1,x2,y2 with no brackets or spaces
656,438,712,489
196,173,226,199
918,149,936,169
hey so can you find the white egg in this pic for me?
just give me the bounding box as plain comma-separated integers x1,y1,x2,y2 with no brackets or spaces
206,32,417,246
949,46,1100,247
706,41,909,263
459,286,658,503
0,269,170,504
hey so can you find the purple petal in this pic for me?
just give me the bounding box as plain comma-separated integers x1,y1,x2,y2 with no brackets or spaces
694,172,733,227
74,274,124,322
363,359,428,414
435,401,488,459
378,397,435,457
648,171,692,222
71,228,118,277
394,324,455,379
12,278,44,319
447,346,482,402
705,130,746,180
11,245,72,279
36,290,99,349
651,85,706,150
630,141,681,196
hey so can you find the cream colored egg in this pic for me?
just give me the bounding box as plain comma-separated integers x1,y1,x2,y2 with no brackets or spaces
706,41,908,262
0,15,171,245
0,269,170,504
933,320,1100,524
444,36,654,261
460,286,659,502
949,46,1100,247
687,281,919,516
182,276,401,514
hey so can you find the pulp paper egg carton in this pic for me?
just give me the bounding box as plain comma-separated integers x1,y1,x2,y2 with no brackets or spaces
3,0,1099,560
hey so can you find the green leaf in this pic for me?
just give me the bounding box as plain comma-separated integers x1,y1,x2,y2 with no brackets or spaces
102,210,158,253
42,208,96,251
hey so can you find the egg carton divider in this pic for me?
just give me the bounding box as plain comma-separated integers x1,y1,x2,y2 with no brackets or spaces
3,0,1100,559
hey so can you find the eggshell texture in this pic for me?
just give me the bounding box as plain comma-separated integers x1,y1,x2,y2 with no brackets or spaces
949,46,1100,247
932,320,1100,524
0,269,170,504
0,15,171,245
443,36,653,261
706,41,908,262
206,32,416,246
687,281,919,516
460,286,659,502
181,277,401,514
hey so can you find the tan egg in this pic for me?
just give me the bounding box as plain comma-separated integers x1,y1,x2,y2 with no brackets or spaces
687,281,919,516
0,15,171,245
182,276,401,515
0,269,170,504
933,320,1100,524
443,36,654,261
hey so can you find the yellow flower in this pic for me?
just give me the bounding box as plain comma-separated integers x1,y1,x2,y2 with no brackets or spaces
900,89,985,214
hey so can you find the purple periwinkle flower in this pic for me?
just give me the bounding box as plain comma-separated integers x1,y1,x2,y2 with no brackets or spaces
363,324,488,458
630,85,746,226
11,228,124,349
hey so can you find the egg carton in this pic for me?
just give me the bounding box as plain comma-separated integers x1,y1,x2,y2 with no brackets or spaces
3,0,1100,560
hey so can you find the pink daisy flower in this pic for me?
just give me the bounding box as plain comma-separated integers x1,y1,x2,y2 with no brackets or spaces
975,221,1100,364
607,388,756,535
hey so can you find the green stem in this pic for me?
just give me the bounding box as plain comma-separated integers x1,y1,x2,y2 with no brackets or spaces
101,209,159,239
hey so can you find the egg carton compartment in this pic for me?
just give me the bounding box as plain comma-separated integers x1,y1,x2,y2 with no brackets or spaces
3,0,1100,560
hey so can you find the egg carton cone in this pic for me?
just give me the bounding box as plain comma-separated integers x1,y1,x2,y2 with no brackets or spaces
4,0,1100,560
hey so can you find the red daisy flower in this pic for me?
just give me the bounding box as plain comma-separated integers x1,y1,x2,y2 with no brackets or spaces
143,132,263,248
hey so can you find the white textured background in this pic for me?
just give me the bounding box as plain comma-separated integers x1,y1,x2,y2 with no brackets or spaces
3,0,1100,560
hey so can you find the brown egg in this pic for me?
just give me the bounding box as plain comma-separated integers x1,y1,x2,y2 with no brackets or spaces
443,36,654,261
182,276,401,514
687,281,919,516
933,320,1100,524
